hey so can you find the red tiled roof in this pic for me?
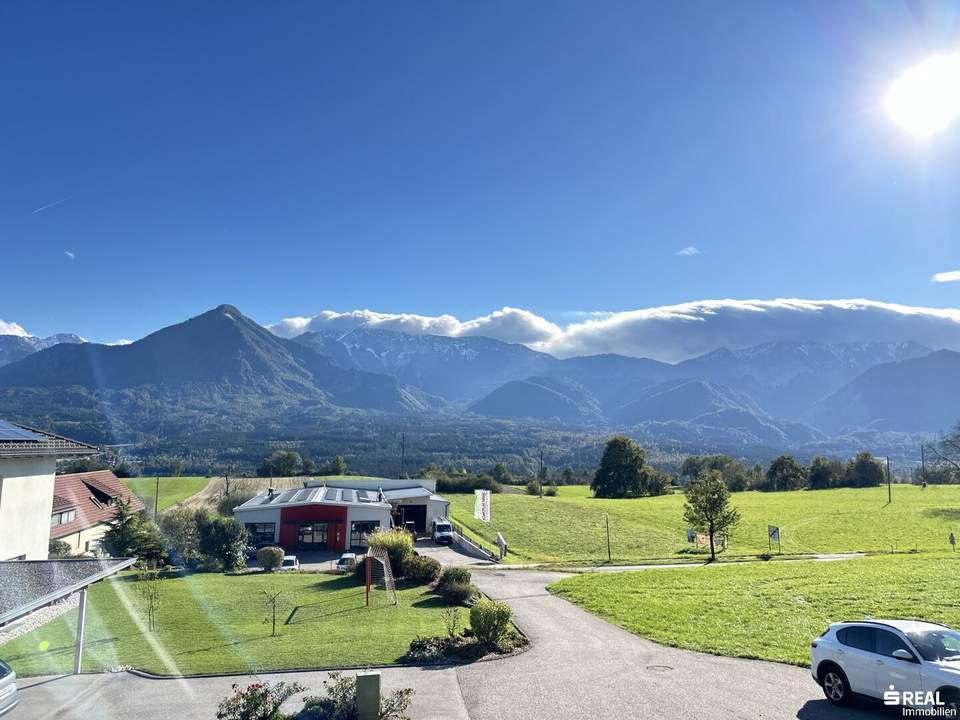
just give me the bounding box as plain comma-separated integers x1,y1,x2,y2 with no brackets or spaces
50,470,146,540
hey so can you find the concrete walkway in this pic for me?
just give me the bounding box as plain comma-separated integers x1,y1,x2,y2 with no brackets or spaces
13,563,889,720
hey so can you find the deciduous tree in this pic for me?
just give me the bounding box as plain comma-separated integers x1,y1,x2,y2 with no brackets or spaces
683,470,741,561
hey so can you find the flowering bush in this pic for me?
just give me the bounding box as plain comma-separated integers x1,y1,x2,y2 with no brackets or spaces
216,681,305,720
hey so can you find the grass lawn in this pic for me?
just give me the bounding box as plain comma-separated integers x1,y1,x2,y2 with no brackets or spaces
0,571,449,677
548,553,960,666
448,484,960,564
123,476,210,516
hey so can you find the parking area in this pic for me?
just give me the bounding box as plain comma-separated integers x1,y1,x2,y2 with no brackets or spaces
414,539,494,566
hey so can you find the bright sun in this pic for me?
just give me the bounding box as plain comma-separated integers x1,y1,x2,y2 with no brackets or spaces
886,53,960,137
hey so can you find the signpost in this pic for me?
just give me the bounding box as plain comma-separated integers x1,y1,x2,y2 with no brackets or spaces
474,489,491,523
768,525,781,554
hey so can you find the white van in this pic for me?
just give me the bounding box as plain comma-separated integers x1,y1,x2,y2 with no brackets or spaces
431,518,454,545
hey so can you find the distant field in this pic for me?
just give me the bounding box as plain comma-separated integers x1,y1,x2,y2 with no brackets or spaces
448,484,960,563
0,571,446,677
123,476,210,516
549,553,960,666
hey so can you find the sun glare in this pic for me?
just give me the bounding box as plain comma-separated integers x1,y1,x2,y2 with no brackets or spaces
886,53,960,137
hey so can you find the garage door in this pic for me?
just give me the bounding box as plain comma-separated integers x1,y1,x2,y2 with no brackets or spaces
399,504,427,534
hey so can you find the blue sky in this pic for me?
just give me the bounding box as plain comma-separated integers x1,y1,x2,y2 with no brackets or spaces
2,1,960,344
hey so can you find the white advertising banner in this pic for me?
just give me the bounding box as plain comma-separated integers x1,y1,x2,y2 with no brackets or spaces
474,489,491,523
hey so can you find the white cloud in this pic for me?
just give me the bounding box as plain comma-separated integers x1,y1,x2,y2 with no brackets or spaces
64,250,75,260
269,298,960,362
932,270,960,283
0,320,30,337
675,246,701,256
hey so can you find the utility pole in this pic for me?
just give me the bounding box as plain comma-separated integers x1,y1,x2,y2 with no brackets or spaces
886,456,892,504
921,443,928,485
538,448,544,498
604,513,611,563
400,433,406,479
154,476,160,523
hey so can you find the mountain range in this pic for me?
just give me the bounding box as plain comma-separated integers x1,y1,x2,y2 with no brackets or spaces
0,304,955,453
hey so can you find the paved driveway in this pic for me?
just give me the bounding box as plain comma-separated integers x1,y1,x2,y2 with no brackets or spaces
13,567,893,720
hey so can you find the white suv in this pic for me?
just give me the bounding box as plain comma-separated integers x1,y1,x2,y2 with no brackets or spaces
812,619,960,712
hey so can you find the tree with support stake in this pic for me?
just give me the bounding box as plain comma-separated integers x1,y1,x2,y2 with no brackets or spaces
683,470,741,562
262,588,284,637
136,571,164,632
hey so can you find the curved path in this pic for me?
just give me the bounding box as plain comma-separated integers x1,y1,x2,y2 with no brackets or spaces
14,563,887,720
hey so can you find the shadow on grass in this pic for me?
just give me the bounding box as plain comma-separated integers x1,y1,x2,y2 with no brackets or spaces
924,508,960,521
410,596,448,610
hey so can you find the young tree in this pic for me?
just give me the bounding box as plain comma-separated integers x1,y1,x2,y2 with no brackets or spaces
591,436,649,498
135,571,164,632
683,470,741,561
261,588,284,637
844,451,885,488
170,458,186,477
561,466,576,485
765,455,807,492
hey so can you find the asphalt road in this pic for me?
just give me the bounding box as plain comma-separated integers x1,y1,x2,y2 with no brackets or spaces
12,563,893,720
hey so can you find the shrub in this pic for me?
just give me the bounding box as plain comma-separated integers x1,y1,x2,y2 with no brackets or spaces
437,566,471,590
48,539,73,558
216,491,256,517
442,606,461,637
470,597,513,646
198,515,248,571
159,507,204,566
404,634,487,664
367,529,414,576
544,482,558,497
216,680,305,720
401,554,441,584
440,581,476,605
525,479,540,495
433,475,501,494
257,546,284,572
296,672,412,720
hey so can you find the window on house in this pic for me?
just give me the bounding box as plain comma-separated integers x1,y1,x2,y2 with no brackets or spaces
50,509,76,526
244,523,276,544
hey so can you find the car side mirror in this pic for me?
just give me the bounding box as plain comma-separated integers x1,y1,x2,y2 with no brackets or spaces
892,649,915,662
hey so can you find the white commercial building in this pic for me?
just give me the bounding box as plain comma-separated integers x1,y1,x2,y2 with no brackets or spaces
234,478,450,552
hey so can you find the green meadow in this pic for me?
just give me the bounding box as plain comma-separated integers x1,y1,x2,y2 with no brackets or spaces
549,553,960,666
448,484,960,563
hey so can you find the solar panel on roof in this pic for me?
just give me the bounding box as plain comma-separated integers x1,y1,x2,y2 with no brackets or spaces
0,420,44,442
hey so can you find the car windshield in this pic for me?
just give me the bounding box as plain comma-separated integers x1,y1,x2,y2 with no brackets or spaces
436,524,451,532
0,661,9,679
905,629,960,662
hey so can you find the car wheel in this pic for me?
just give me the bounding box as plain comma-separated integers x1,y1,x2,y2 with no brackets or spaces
937,687,960,714
820,665,851,706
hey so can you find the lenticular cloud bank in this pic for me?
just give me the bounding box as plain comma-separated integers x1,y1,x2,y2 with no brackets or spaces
268,299,960,362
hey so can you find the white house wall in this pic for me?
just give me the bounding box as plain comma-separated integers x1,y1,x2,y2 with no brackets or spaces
0,456,57,560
